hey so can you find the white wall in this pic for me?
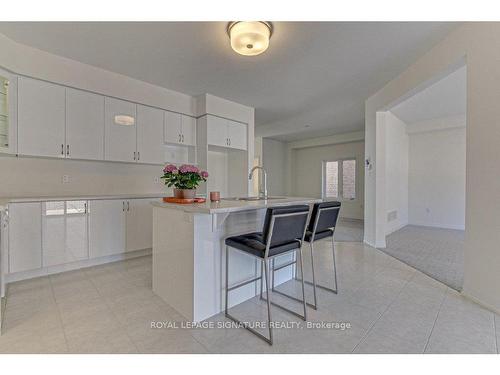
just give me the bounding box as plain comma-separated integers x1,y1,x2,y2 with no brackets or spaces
291,140,365,220
384,112,409,235
365,24,500,313
408,124,466,230
262,138,288,196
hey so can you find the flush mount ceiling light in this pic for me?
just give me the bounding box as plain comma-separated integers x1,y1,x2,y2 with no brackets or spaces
227,21,273,56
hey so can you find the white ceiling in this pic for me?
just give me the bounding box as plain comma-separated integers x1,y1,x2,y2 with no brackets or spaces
391,65,466,124
0,22,458,142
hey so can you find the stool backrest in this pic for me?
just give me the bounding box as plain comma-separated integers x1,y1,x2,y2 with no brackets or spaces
308,201,341,234
262,205,310,250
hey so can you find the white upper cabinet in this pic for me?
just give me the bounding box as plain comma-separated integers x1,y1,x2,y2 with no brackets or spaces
18,77,65,158
164,111,196,146
164,111,182,144
206,115,247,150
206,115,228,148
181,115,196,146
0,69,17,155
137,105,164,164
105,97,137,162
66,88,105,160
227,120,247,150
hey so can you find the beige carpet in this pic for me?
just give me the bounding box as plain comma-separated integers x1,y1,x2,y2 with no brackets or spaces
381,225,464,291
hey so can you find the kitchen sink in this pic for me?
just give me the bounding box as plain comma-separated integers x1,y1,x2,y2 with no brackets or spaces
221,196,287,201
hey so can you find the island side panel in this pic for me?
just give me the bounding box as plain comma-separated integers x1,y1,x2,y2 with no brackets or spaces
192,209,295,322
152,206,195,321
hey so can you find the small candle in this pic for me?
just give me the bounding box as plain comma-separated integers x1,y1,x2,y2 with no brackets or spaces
210,191,220,202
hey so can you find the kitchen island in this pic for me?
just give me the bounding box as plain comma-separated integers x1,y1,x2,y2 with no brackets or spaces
152,196,321,322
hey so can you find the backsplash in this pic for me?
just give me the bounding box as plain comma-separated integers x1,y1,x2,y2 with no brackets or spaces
0,156,168,197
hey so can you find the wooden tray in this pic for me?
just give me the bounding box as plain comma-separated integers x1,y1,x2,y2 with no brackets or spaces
163,197,206,204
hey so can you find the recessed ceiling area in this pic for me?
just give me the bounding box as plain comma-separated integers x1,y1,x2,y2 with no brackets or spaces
0,22,458,141
390,65,466,124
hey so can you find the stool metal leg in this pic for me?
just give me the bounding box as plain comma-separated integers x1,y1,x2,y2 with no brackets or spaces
268,252,317,310
225,246,273,345
225,245,229,315
309,242,318,308
331,234,338,294
297,247,308,320
295,236,338,295
260,260,264,300
263,258,273,345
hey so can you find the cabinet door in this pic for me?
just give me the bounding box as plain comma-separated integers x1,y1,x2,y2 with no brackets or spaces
0,69,18,155
164,111,182,144
89,200,125,258
18,77,65,158
66,88,105,160
104,97,137,162
137,105,164,164
206,115,228,147
65,201,89,263
227,120,247,150
181,115,196,146
8,202,42,273
42,201,88,267
125,199,155,252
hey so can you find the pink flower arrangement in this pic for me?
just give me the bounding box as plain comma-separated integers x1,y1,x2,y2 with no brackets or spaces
161,164,209,190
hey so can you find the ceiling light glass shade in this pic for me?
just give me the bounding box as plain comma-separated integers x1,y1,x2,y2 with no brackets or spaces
228,22,272,56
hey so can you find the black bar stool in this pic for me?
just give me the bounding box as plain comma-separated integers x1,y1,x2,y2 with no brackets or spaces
301,201,341,309
269,201,341,310
224,205,310,345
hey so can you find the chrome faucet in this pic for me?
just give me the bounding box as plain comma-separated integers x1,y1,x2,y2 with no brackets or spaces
249,166,268,199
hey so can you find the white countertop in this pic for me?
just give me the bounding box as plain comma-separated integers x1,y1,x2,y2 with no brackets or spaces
0,193,166,211
151,196,322,214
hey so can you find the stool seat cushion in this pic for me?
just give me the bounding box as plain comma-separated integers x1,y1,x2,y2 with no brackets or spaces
304,229,333,242
225,232,301,258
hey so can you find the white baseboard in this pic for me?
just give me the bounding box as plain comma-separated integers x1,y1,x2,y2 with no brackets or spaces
461,291,500,315
385,221,408,236
408,221,465,230
5,248,152,284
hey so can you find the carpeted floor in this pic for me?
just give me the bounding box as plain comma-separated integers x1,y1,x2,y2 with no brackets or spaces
381,225,464,291
335,218,364,242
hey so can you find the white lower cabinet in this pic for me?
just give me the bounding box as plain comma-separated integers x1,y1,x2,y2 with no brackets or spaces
8,202,42,273
42,201,88,267
125,198,156,252
6,197,157,278
89,199,126,258
89,198,157,259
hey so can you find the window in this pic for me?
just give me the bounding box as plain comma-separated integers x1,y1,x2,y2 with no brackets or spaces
323,159,356,200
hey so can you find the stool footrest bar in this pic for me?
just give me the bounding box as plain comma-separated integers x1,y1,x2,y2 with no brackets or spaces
227,276,262,292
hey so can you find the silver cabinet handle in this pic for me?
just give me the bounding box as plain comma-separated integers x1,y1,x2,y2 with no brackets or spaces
122,201,125,211
84,202,87,214
182,134,184,143
133,151,136,161
61,144,64,155
179,134,181,143
127,201,130,211
137,151,140,161
67,144,70,156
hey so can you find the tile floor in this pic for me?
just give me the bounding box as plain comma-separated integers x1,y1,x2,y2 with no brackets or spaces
0,240,498,354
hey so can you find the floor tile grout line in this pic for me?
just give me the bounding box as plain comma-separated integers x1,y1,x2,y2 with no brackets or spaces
422,285,448,354
84,267,141,354
350,271,416,353
48,275,71,353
